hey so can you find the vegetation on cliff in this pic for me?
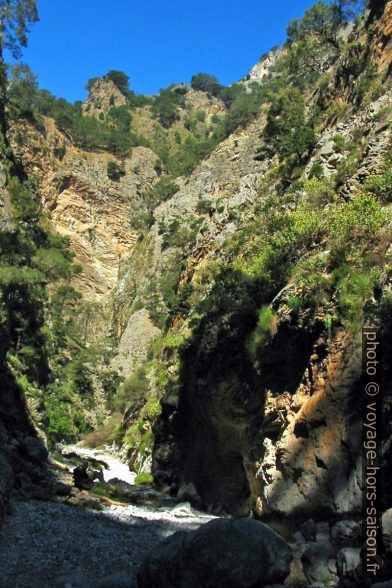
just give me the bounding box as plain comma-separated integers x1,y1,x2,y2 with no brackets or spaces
0,2,108,445
110,0,391,521
1,0,391,533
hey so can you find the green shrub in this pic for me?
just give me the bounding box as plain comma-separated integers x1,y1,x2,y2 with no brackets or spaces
134,472,154,485
107,160,125,181
144,399,161,421
308,162,325,180
292,253,331,307
286,0,356,47
325,99,350,123
196,197,213,214
364,152,392,202
224,92,261,134
302,177,336,209
124,422,140,450
151,87,185,127
265,88,316,163
160,216,202,251
105,70,133,98
334,265,380,328
287,295,303,312
284,37,328,89
247,306,278,367
7,63,38,120
33,89,146,154
334,152,361,187
129,210,155,232
195,109,206,122
332,134,347,153
354,63,382,105
114,366,150,411
143,178,179,209
191,73,222,96
183,113,198,132
364,171,392,203
107,105,132,131
327,193,386,253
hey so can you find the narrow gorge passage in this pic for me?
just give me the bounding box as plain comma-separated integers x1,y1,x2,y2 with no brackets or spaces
0,444,216,588
1,0,391,586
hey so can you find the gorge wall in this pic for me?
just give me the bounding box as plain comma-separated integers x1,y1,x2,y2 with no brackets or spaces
0,1,391,554
146,0,392,519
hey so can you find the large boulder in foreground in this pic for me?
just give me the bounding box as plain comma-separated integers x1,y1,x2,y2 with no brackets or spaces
137,518,292,588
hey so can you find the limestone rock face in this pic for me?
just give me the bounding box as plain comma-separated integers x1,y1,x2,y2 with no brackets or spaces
369,0,392,74
82,78,127,117
23,436,49,462
137,518,292,588
149,84,391,517
0,371,51,521
256,324,363,517
241,47,285,87
11,120,158,302
111,309,160,376
306,89,392,185
182,86,226,117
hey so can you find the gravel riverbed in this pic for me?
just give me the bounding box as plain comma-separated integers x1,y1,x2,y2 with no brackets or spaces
0,499,214,588
0,446,216,588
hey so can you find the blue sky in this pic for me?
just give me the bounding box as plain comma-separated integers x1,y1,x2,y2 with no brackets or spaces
13,0,319,102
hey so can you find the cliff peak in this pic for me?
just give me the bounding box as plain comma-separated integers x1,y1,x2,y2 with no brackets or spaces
82,77,128,117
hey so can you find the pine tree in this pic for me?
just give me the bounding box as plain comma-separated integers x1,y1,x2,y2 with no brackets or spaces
0,0,38,59
286,0,362,49
0,1,38,157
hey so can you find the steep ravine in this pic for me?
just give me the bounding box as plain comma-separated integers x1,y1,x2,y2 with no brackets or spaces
1,1,392,586
125,4,392,523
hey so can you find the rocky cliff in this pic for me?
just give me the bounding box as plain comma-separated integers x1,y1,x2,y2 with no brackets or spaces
1,1,392,582
113,0,392,523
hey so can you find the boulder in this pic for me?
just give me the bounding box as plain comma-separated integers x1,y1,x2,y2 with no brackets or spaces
170,502,194,517
320,142,335,158
328,152,343,167
302,542,334,585
301,519,316,541
331,520,361,547
137,518,292,588
336,547,361,576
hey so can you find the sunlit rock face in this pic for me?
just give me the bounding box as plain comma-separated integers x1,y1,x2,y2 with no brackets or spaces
254,322,364,517
11,120,159,302
82,78,127,117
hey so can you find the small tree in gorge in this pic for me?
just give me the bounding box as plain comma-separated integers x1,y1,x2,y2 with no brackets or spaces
286,0,362,49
